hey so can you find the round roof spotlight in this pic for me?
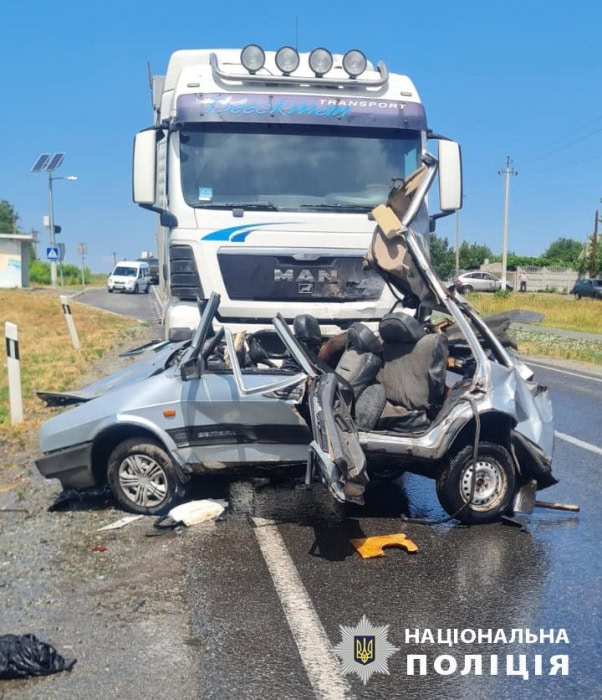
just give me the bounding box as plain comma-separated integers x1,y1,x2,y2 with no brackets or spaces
240,44,265,74
275,46,300,75
343,49,367,78
309,47,333,77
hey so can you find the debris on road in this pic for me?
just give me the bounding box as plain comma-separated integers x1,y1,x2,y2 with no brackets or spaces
168,499,228,526
90,545,107,553
0,634,76,679
350,533,419,559
97,514,144,531
48,485,112,511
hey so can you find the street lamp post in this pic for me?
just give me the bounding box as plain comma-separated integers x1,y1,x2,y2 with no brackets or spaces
31,153,77,287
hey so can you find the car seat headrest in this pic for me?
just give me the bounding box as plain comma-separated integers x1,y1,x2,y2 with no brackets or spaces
347,322,383,355
379,313,425,343
293,314,322,348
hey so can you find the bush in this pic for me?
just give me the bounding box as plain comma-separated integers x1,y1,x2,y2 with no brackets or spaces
494,288,512,299
29,261,90,285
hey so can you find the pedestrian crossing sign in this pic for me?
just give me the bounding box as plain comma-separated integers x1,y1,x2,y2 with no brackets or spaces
46,247,59,261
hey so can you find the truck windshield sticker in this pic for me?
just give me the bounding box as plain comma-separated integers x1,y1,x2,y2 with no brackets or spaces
198,187,213,201
177,93,426,130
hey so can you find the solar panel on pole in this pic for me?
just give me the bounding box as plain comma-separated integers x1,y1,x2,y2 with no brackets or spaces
31,154,51,172
45,153,65,172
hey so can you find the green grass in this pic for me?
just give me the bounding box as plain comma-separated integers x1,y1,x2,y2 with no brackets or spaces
470,292,602,335
0,289,140,437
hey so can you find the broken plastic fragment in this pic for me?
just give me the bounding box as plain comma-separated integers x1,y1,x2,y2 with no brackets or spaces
168,499,228,527
97,515,143,532
350,533,418,559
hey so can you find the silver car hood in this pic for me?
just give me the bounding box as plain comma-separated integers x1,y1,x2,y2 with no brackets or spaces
37,341,186,407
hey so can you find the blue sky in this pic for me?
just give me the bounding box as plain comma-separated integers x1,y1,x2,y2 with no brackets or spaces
1,0,600,272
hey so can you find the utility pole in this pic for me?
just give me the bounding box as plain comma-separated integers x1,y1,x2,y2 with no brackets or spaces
454,194,467,278
591,209,599,278
498,156,518,290
112,251,117,267
76,243,87,286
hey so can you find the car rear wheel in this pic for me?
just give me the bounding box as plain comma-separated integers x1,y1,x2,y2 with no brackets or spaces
133,283,139,294
436,442,515,524
108,288,113,293
574,292,581,300
462,284,474,293
144,284,149,294
107,438,188,515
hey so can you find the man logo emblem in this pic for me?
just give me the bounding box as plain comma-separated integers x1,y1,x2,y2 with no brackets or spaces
334,615,398,684
354,636,375,665
298,282,314,294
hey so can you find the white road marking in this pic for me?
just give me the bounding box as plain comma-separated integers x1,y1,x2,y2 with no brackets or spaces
527,360,602,383
555,431,602,456
252,517,350,700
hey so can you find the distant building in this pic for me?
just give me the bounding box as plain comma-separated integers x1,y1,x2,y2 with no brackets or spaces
0,233,33,288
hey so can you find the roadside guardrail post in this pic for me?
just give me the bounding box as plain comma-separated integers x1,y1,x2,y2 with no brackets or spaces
5,321,24,424
60,295,81,350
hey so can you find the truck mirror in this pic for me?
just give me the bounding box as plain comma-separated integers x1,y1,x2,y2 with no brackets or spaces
438,140,463,212
133,129,158,205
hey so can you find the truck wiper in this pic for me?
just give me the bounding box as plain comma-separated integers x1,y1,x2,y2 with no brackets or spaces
199,202,280,211
300,203,372,212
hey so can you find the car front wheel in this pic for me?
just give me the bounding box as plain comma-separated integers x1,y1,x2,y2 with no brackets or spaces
574,292,581,300
436,442,515,524
107,438,188,515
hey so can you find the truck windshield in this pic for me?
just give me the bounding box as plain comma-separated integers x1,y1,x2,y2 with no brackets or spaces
180,124,421,211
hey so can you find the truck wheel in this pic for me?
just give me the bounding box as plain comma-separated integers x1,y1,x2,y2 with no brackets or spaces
107,438,188,515
436,442,515,524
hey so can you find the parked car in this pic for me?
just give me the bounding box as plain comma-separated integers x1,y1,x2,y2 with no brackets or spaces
571,278,602,300
107,261,151,294
35,156,556,525
455,271,513,293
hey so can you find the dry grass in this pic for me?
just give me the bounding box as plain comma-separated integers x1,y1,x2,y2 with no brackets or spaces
470,292,602,335
0,289,140,434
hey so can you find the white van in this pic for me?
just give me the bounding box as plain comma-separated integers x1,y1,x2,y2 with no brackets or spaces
108,261,151,294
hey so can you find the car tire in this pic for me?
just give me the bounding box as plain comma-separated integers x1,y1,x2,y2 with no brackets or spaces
436,442,515,524
107,438,189,515
108,288,113,294
133,283,139,294
462,285,473,293
574,293,581,300
144,284,149,294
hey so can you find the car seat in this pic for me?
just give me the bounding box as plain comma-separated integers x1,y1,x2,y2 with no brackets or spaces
377,313,449,431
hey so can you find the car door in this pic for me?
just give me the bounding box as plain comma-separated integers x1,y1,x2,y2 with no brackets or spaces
271,314,368,504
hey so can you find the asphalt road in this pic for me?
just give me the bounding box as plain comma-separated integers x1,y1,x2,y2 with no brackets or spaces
76,285,163,325
73,292,601,699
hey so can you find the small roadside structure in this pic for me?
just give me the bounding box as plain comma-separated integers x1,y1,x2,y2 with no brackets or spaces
0,233,33,288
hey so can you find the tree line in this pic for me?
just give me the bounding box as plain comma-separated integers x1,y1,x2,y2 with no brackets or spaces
429,234,601,281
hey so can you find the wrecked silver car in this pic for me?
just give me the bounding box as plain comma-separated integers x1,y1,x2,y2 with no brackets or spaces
35,152,556,523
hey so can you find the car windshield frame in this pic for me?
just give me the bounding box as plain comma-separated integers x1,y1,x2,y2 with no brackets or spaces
179,123,421,212
113,266,137,277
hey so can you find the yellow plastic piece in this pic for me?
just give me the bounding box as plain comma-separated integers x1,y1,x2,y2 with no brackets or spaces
350,534,419,559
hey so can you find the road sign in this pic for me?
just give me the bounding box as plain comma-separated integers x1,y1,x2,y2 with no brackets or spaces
46,247,59,261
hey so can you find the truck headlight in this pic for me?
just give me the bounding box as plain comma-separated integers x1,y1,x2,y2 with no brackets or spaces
343,49,367,78
275,46,300,75
240,44,265,74
309,47,333,77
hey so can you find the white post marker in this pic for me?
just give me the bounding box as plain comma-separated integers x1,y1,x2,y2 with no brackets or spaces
5,322,24,424
60,295,81,350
